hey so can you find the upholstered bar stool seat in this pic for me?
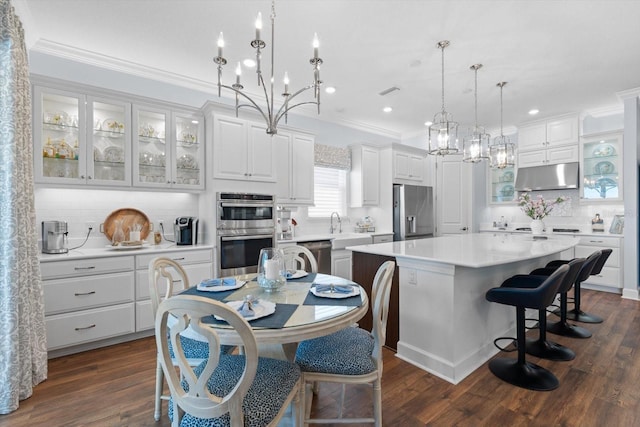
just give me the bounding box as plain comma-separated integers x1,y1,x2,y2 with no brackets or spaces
501,258,585,361
485,264,569,391
546,248,611,323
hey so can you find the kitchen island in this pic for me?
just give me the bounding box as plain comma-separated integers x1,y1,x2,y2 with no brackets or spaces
347,233,578,384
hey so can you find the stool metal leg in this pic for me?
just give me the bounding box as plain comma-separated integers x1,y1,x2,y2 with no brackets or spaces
489,306,559,391
547,292,592,339
565,281,604,323
525,307,575,361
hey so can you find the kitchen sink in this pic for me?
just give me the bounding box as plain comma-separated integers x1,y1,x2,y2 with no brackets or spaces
330,234,372,250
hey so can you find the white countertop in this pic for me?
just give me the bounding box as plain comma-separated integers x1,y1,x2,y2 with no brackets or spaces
347,233,579,268
479,226,623,238
39,243,214,262
277,231,393,245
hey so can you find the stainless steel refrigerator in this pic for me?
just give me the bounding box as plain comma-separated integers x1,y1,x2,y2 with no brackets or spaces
393,184,434,241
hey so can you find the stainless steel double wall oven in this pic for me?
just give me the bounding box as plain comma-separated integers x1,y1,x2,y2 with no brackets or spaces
216,192,276,276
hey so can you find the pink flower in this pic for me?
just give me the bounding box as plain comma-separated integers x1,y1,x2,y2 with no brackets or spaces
518,193,567,220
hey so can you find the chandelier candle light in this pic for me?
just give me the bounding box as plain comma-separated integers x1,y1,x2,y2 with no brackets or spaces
214,0,323,135
489,82,516,169
428,40,459,155
463,63,490,163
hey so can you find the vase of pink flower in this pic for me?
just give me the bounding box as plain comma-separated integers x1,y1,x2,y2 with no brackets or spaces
518,193,567,235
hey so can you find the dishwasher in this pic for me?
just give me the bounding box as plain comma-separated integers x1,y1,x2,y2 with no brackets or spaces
298,240,332,274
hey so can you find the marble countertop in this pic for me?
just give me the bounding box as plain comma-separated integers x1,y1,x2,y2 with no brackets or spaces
39,243,214,262
347,233,579,268
277,231,393,245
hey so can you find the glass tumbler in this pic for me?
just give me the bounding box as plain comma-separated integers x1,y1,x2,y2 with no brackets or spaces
257,247,286,292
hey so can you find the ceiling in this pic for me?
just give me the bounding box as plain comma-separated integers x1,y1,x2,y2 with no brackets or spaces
17,0,640,139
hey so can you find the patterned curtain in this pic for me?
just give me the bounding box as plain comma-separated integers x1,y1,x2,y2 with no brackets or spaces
0,0,48,414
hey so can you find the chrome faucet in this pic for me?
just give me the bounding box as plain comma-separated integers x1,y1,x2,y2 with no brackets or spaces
330,212,342,234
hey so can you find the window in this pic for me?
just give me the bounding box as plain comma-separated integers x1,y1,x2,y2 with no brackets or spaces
308,166,347,217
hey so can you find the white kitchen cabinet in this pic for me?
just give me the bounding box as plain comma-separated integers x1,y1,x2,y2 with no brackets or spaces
275,131,315,205
41,256,136,351
212,115,276,182
517,114,579,167
393,149,426,183
488,165,516,204
436,155,472,235
350,145,380,207
135,248,213,331
574,235,622,293
372,233,394,244
133,105,205,190
331,249,352,280
34,86,133,187
580,131,623,201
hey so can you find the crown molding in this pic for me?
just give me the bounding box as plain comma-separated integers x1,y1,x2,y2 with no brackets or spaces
617,87,640,101
582,104,624,118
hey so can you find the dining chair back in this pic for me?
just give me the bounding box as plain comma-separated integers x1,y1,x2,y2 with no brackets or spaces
156,295,302,427
149,257,209,421
295,260,396,426
282,245,319,273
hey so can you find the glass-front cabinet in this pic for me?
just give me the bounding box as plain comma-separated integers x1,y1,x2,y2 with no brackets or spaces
34,86,131,187
488,165,517,204
580,131,623,201
132,106,204,190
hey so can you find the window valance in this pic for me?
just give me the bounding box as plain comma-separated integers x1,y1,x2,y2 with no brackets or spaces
314,144,351,170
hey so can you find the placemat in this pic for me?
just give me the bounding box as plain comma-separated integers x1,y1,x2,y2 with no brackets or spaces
179,285,238,301
202,303,298,329
303,289,363,307
288,272,317,283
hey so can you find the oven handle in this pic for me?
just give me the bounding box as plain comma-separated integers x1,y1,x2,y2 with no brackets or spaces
219,202,273,208
220,234,274,242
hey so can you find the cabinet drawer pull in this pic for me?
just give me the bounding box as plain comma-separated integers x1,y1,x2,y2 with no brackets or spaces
589,240,604,243
74,324,96,331
74,266,96,271
172,257,185,261
74,291,96,296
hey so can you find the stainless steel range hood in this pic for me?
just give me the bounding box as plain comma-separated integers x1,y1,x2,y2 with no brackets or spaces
515,162,580,191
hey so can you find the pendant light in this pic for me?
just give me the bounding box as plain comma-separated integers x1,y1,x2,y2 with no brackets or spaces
489,82,515,169
462,64,490,163
428,40,458,155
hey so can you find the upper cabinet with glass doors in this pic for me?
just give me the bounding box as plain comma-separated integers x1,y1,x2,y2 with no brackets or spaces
132,106,204,190
488,164,517,204
580,131,623,201
34,86,132,187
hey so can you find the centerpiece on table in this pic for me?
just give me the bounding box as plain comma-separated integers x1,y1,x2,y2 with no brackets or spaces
518,193,567,235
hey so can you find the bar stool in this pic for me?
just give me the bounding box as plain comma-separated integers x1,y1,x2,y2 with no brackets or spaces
546,251,601,339
485,264,569,391
501,257,585,361
547,249,611,323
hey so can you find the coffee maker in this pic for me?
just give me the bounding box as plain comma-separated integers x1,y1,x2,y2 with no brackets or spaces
175,217,198,245
42,221,68,254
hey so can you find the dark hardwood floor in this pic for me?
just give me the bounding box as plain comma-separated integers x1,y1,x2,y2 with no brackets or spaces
1,289,639,426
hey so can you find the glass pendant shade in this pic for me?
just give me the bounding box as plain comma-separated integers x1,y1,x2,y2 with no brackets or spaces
489,81,516,169
428,40,459,156
463,63,489,163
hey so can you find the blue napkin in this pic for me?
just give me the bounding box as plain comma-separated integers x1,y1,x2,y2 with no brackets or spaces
314,284,354,294
200,278,236,288
238,295,258,317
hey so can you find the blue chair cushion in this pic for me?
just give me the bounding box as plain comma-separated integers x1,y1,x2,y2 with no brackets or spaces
168,335,234,359
295,326,376,375
170,355,300,427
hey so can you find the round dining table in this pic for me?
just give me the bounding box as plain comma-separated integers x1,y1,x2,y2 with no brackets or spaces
181,273,369,360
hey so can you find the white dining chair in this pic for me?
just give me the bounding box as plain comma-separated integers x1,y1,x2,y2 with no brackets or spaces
156,294,302,427
294,260,396,426
282,245,319,273
149,257,216,421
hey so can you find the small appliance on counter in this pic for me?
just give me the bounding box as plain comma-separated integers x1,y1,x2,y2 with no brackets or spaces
276,206,292,240
175,217,198,245
42,221,68,254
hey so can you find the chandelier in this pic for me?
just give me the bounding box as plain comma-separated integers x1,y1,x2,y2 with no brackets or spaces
489,82,516,169
428,40,459,156
213,0,323,135
462,64,490,163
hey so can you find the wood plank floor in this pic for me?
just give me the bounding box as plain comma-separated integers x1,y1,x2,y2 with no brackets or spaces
1,289,639,426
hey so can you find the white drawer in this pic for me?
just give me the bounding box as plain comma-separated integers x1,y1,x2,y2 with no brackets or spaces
583,266,621,289
136,300,154,331
373,234,393,244
44,271,134,315
136,262,213,300
136,249,212,269
41,256,134,280
578,236,621,248
46,303,135,350
574,245,620,268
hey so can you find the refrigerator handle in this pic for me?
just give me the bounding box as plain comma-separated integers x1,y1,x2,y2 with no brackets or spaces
407,215,416,233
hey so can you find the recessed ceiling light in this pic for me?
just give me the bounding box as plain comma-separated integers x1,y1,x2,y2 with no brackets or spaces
243,58,256,68
325,86,336,94
424,121,433,126
528,109,539,115
383,106,393,113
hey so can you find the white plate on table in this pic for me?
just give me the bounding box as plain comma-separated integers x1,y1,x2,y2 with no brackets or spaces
311,285,360,299
197,278,246,292
285,270,308,279
214,300,276,321
105,242,146,250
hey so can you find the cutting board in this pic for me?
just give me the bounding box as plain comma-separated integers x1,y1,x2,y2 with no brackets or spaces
101,208,152,241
